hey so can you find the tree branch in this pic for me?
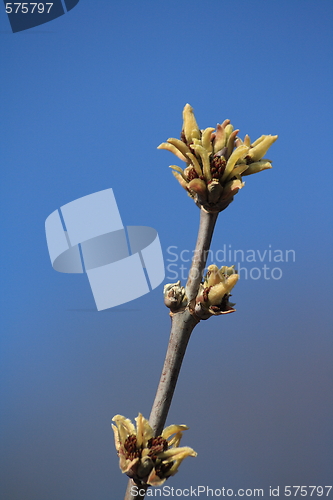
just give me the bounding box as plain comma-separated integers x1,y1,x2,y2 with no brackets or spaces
124,210,218,500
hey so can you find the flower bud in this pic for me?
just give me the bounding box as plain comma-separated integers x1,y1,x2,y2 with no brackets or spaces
247,135,278,162
201,127,215,153
221,145,249,182
182,103,200,143
206,274,238,306
242,160,272,176
157,142,188,162
224,124,234,145
226,128,240,159
195,265,239,319
205,264,227,287
164,281,187,311
213,121,230,152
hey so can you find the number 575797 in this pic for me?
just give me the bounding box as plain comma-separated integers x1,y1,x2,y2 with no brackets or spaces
5,3,53,14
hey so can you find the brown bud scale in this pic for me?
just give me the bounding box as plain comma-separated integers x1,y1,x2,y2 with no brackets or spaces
203,286,212,302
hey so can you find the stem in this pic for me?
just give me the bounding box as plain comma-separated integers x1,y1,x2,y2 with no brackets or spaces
149,210,218,435
124,210,218,500
148,310,198,435
185,210,218,303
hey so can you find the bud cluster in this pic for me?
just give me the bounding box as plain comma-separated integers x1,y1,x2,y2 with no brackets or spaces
158,104,278,213
194,264,239,319
163,265,239,320
112,413,197,487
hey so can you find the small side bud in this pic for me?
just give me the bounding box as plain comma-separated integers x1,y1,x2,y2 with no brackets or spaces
164,281,187,311
195,266,239,319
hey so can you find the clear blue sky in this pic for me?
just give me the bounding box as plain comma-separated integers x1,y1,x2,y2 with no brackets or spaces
1,1,332,499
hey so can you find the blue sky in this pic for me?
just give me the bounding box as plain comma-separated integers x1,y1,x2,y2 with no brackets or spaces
1,1,332,499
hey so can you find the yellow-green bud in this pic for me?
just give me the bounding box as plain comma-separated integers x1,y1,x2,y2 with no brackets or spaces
248,135,278,162
182,103,200,143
